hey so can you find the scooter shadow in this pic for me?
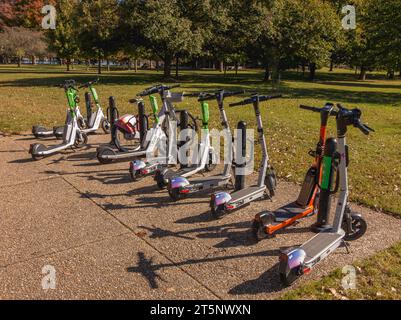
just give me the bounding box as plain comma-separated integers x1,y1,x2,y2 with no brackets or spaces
228,263,285,295
139,220,258,249
127,249,280,291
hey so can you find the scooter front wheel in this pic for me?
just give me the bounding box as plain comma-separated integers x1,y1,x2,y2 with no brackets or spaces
342,213,367,241
101,119,111,134
74,132,88,148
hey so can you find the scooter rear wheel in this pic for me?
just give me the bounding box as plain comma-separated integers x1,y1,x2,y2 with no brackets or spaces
168,188,185,202
342,213,367,241
129,167,139,181
210,202,225,219
30,144,47,161
280,267,302,287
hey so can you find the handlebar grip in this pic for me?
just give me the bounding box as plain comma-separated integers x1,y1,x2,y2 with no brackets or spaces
229,101,246,107
183,92,200,98
300,105,322,113
356,122,374,135
261,94,282,101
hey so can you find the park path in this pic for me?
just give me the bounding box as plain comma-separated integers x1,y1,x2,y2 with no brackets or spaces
0,133,400,300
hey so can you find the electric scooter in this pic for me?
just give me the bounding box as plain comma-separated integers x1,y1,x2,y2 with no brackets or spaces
153,95,218,189
32,80,85,140
278,104,372,286
128,96,199,181
32,79,109,139
29,81,88,160
78,79,110,135
209,94,281,218
166,89,244,201
96,84,183,164
252,103,337,240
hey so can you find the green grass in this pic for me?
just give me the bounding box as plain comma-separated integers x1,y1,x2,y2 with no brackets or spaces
1,64,400,216
280,242,401,300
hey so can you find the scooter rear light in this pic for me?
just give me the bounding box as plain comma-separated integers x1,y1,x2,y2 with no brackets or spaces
303,267,311,274
226,204,235,210
141,169,149,175
180,189,190,194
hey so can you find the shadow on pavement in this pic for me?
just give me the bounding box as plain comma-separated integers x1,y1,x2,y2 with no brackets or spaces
127,249,280,291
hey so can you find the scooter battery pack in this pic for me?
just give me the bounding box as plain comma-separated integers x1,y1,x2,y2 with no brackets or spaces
296,167,317,208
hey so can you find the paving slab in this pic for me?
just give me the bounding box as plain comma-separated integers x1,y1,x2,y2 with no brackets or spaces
0,177,128,267
0,233,216,300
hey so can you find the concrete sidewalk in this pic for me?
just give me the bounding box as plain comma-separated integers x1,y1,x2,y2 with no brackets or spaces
1,133,400,300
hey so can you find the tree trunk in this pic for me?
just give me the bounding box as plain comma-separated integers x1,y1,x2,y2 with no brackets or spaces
31,55,36,65
219,61,224,72
359,66,367,80
134,59,138,73
98,55,102,74
163,55,172,78
175,56,179,79
235,62,239,75
107,59,110,72
309,63,316,81
388,70,395,79
263,63,272,81
149,60,152,70
302,63,306,78
329,59,334,72
66,58,71,71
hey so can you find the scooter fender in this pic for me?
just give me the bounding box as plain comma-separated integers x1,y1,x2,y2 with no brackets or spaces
169,177,190,191
213,192,232,207
279,248,306,275
130,159,146,172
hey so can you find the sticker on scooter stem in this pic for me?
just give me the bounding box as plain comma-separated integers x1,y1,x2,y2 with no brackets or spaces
321,156,332,190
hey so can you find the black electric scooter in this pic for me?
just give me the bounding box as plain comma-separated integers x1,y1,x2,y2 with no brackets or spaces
166,90,244,201
209,94,281,218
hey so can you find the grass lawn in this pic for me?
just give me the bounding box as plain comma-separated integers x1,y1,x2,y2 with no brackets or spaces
1,65,400,299
280,242,401,300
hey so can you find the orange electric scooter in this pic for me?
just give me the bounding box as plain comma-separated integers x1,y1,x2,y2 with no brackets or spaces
252,103,336,240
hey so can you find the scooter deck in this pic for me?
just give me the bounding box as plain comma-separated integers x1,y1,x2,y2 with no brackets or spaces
229,186,265,203
187,174,231,190
301,232,343,263
272,202,311,223
164,166,200,180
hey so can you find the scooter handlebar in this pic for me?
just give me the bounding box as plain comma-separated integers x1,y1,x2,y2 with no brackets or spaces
355,120,375,135
300,105,322,113
229,94,282,107
139,84,181,97
78,78,99,89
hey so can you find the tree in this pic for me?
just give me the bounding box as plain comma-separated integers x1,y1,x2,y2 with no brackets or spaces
122,0,211,78
46,0,80,71
76,0,121,74
0,27,46,66
263,0,340,82
363,0,401,79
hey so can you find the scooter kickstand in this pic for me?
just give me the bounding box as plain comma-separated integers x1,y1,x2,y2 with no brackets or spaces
342,240,351,254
